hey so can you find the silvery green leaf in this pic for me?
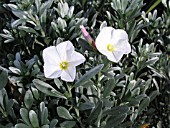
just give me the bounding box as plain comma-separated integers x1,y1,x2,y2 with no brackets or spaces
9,67,21,75
41,125,49,128
79,102,95,111
104,114,127,128
20,108,32,127
131,87,140,96
11,19,27,28
54,78,62,89
87,101,103,123
31,86,39,100
0,88,8,109
146,57,159,65
153,10,157,19
68,6,74,18
18,26,38,34
0,34,14,39
40,9,47,24
74,64,104,87
76,17,87,26
0,67,8,90
103,106,129,117
29,110,39,128
35,0,41,13
33,79,66,99
6,99,14,114
49,119,58,128
103,79,116,98
57,17,67,30
162,0,170,7
4,38,15,43
57,2,69,18
57,3,62,16
149,90,159,102
75,10,83,18
15,123,30,128
14,60,22,70
60,121,76,128
40,0,53,15
4,4,18,10
15,52,21,61
57,106,73,120
69,33,77,40
138,96,150,115
12,10,28,19
51,21,57,31
40,102,48,125
24,89,33,109
63,2,69,17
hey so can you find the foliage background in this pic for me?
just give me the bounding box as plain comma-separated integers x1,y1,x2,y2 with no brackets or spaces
0,0,170,128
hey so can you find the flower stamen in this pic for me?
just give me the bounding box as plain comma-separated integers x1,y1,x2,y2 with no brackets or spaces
107,44,114,52
59,61,69,70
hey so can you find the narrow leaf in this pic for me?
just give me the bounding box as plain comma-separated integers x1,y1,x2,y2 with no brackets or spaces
87,101,103,123
149,90,159,102
104,114,127,128
15,123,30,128
33,79,66,99
103,106,129,117
103,79,116,98
74,64,104,87
79,102,95,111
0,67,8,90
60,121,76,128
138,96,150,115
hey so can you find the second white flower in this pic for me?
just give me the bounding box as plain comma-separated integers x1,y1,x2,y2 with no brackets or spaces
95,27,131,62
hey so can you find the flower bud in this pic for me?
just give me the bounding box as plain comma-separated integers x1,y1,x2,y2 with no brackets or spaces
80,25,96,49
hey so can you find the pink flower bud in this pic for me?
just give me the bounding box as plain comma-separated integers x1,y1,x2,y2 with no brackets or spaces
80,25,96,49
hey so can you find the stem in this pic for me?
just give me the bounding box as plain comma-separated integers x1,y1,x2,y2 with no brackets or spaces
97,71,101,98
0,107,7,118
66,83,72,97
0,106,11,123
97,71,102,127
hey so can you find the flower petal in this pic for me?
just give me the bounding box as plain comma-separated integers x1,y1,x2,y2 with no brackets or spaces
44,64,62,78
115,40,131,54
61,67,76,82
56,41,74,60
107,51,124,62
43,46,60,65
96,27,114,46
96,27,116,56
110,29,128,45
68,52,85,66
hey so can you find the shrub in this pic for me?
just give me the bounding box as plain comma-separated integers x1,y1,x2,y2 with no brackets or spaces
0,0,170,128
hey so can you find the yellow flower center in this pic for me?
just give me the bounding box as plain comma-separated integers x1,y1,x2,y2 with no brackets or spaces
107,44,115,52
59,61,69,70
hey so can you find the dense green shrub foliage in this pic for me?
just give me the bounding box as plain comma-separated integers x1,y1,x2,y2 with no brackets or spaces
0,0,170,128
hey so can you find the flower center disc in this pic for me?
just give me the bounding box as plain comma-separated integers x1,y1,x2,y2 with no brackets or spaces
59,61,69,70
107,44,114,52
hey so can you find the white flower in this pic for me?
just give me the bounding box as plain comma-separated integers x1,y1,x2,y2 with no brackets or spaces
43,41,85,82
95,27,131,62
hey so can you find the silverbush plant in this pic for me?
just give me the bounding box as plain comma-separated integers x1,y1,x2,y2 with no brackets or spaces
0,0,170,128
